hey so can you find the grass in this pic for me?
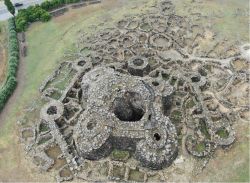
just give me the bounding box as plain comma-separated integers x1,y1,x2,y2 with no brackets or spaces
50,90,61,100
170,110,182,123
39,122,50,133
216,128,229,138
172,0,249,42
186,99,195,108
53,70,77,90
0,0,155,181
129,169,144,182
194,142,206,153
113,165,125,179
199,119,211,140
195,124,249,182
44,66,77,92
111,149,130,161
37,136,51,145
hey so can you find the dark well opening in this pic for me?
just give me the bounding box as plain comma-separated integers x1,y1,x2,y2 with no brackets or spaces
148,114,152,120
113,91,145,121
133,59,144,66
47,106,57,115
64,106,76,120
123,37,130,42
191,76,200,82
78,60,86,66
87,122,96,130
152,81,159,86
154,133,161,141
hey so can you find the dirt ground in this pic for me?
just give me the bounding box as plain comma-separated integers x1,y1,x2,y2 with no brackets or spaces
0,22,7,86
0,47,7,85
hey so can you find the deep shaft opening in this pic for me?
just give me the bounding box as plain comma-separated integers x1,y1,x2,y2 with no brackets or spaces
154,133,161,141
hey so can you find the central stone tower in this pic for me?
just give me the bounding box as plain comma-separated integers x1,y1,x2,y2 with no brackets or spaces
73,67,178,170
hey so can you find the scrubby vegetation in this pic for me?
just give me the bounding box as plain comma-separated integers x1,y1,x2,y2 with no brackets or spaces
0,18,18,111
16,5,51,32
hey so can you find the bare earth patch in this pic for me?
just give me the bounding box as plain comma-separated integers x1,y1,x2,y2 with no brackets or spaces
0,22,7,86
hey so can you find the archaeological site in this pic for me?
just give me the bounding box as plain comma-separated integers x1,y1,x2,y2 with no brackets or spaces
0,0,249,182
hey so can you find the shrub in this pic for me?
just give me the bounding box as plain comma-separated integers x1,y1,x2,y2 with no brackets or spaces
66,0,81,4
0,18,19,111
0,76,17,110
16,17,27,32
41,11,51,22
16,5,52,32
41,0,66,11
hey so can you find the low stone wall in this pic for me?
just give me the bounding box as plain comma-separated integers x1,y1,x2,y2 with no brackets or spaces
50,7,69,17
49,0,102,16
88,0,101,5
71,2,87,9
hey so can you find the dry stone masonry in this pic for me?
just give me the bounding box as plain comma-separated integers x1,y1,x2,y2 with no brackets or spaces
19,0,249,182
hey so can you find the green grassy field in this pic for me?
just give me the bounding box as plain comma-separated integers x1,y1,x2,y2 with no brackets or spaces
173,0,249,42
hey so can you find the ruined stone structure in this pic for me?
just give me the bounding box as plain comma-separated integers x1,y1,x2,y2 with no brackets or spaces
19,0,249,181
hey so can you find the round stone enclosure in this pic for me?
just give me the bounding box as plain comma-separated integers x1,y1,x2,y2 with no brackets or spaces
40,100,64,121
128,56,150,76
